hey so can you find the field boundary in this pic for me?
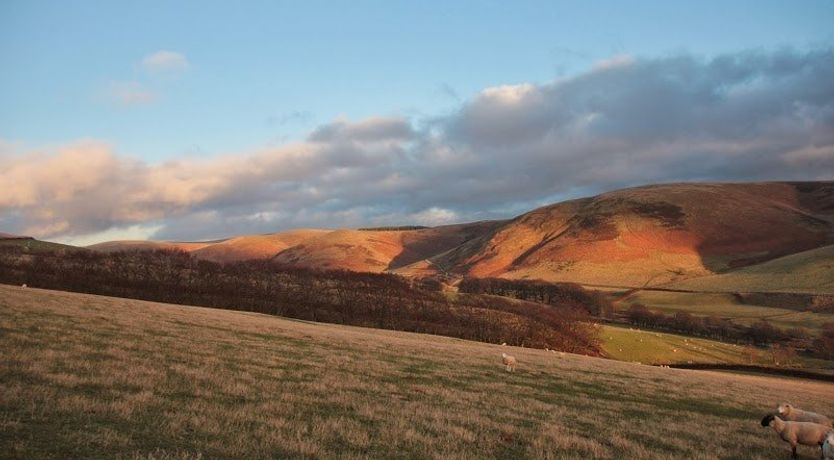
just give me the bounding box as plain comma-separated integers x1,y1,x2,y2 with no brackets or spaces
667,363,834,382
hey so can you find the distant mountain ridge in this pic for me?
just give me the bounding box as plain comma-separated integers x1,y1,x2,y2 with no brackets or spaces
54,181,834,290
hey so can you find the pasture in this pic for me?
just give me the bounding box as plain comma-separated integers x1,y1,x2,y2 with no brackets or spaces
2,285,833,459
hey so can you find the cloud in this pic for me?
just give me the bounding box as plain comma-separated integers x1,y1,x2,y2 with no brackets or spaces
307,116,415,143
3,47,834,242
108,81,157,106
141,50,190,75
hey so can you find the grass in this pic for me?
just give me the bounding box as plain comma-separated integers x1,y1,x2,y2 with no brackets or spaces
666,245,834,294
2,285,834,459
614,290,834,334
600,325,759,365
598,325,834,370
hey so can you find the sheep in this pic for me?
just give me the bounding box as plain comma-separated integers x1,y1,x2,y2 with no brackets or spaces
778,403,834,428
824,432,834,460
501,353,517,372
761,414,833,459
21,283,27,288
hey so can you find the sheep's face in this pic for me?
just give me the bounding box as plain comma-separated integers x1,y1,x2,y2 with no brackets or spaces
777,403,791,415
761,414,775,427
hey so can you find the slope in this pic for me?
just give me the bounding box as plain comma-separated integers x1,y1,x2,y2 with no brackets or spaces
428,182,834,287
3,284,833,459
87,239,215,253
272,221,502,272
666,244,834,294
190,229,331,263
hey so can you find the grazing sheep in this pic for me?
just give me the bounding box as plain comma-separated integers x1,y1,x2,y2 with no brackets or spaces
824,433,834,460
761,414,833,459
778,403,833,428
501,353,517,372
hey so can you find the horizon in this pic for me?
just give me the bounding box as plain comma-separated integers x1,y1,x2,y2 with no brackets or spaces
2,1,834,245
10,177,834,246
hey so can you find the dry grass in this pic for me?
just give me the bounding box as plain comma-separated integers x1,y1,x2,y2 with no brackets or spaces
2,285,834,459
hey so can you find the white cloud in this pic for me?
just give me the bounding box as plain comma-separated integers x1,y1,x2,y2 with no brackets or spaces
57,224,164,247
141,50,190,75
592,54,636,71
479,83,535,104
409,207,459,226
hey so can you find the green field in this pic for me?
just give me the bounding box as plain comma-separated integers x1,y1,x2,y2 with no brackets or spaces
600,324,834,371
667,245,834,294
3,284,834,459
614,290,834,334
601,324,759,365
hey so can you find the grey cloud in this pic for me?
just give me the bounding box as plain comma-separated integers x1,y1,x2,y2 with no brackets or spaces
2,47,833,242
308,116,415,143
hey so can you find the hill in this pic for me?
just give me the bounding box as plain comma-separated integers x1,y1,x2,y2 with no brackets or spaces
273,222,501,272
423,182,834,287
87,239,216,253
0,232,31,240
82,181,834,288
0,235,84,253
3,284,833,459
665,244,834,294
190,229,331,263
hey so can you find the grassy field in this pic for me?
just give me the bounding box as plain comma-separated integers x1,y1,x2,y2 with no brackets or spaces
667,245,834,294
599,325,834,370
600,325,760,365
614,290,834,334
3,285,834,459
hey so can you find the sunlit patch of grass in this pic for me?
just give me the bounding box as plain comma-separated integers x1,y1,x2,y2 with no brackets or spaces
2,284,834,459
617,290,834,333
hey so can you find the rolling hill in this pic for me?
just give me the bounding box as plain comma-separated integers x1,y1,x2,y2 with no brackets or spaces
272,222,501,272
190,229,331,263
416,182,834,287
60,181,834,290
665,244,834,294
3,284,833,458
0,232,84,253
87,239,216,253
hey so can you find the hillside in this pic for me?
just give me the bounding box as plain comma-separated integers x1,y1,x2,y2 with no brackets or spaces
0,232,31,239
87,239,216,253
77,181,834,288
190,229,331,263
665,244,834,294
424,182,834,287
3,284,833,459
0,235,84,253
273,222,501,272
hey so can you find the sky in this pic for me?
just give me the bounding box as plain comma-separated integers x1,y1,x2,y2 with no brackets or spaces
1,1,834,245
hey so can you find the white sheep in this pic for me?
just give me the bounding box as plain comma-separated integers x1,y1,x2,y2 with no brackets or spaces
824,432,834,460
761,414,833,459
501,353,517,372
21,283,27,288
778,403,833,428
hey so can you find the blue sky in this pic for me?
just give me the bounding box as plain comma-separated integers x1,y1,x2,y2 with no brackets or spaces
1,1,833,243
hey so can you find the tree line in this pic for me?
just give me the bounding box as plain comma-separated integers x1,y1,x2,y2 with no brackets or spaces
458,277,614,317
0,246,600,354
624,303,809,346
